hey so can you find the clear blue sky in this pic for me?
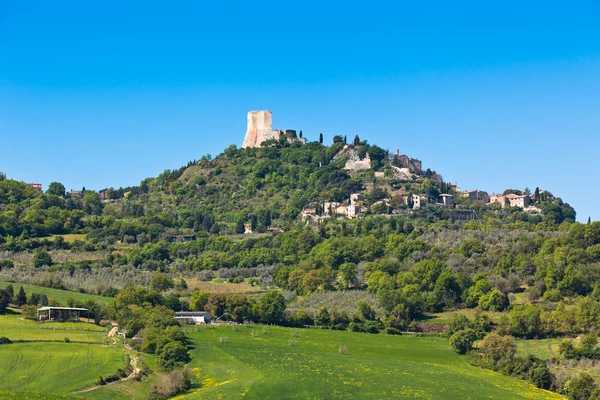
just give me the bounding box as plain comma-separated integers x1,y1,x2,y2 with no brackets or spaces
1,1,598,221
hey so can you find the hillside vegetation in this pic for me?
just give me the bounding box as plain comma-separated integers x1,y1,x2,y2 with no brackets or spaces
1,138,599,399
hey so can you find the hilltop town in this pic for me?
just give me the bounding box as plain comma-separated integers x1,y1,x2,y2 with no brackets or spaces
236,110,551,225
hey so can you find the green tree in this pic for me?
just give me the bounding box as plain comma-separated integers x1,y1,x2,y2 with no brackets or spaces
256,291,286,323
235,219,245,234
353,135,360,145
315,306,330,326
33,249,53,268
158,341,191,371
449,329,477,354
150,272,175,292
46,182,66,197
319,133,323,144
15,286,26,307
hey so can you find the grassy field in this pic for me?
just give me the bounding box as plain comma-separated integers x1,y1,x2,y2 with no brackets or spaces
421,309,505,324
0,313,109,343
49,234,88,243
0,342,123,395
176,325,561,400
0,389,71,399
517,338,563,360
185,278,263,294
76,354,159,400
0,282,112,306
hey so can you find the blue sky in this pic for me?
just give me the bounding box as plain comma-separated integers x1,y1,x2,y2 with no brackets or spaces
1,1,599,221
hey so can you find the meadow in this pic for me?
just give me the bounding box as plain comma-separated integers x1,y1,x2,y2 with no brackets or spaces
0,343,123,395
177,325,561,400
0,282,112,306
0,313,108,343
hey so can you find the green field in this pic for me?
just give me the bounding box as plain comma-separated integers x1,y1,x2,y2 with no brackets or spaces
0,343,123,395
0,313,108,343
517,338,562,360
0,282,112,306
176,325,561,400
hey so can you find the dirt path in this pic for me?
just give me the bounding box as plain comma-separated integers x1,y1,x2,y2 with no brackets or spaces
74,323,140,394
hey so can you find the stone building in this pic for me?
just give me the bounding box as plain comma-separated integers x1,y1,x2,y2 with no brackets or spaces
489,193,531,209
439,194,455,208
461,190,489,202
392,149,422,173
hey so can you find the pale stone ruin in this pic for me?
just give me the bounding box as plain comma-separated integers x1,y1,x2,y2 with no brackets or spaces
242,110,305,149
242,111,279,148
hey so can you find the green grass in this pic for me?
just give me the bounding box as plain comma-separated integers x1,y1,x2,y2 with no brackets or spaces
421,309,505,324
0,313,109,343
517,338,563,360
0,389,71,399
51,234,88,242
0,282,112,306
76,354,159,400
178,325,561,400
0,342,124,395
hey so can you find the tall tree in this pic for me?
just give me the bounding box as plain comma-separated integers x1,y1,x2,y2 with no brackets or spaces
353,135,360,145
16,286,26,307
235,219,245,234
299,130,303,139
319,133,323,144
47,182,65,197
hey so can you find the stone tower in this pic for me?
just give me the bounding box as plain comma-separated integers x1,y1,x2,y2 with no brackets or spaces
242,110,278,148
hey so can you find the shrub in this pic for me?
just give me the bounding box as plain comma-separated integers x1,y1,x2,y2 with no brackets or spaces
64,337,70,343
449,329,476,355
150,368,192,400
0,336,11,344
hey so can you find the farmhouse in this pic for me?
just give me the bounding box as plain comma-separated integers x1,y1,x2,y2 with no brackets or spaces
489,193,532,209
29,183,42,192
175,311,212,324
37,306,90,322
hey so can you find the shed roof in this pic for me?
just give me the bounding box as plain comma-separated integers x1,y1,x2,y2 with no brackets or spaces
37,307,89,311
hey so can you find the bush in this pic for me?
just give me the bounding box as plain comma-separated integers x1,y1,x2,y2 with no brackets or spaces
150,368,192,400
64,337,70,343
0,336,11,344
449,329,476,355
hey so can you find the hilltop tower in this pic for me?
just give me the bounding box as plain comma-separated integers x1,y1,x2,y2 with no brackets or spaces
242,110,279,148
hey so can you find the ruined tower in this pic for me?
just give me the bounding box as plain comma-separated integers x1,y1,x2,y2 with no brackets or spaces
242,110,279,148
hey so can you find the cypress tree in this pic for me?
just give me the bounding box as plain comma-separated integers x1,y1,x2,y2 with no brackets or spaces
235,219,245,234
16,286,26,307
589,217,592,225
265,210,271,227
319,133,323,144
353,135,360,145
5,284,14,303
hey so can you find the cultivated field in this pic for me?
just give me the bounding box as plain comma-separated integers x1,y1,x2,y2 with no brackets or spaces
185,278,263,294
178,325,561,400
0,343,123,395
0,313,108,343
0,282,112,306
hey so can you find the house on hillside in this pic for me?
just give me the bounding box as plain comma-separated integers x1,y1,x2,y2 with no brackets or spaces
29,183,42,192
489,193,531,209
439,194,455,208
461,190,489,202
